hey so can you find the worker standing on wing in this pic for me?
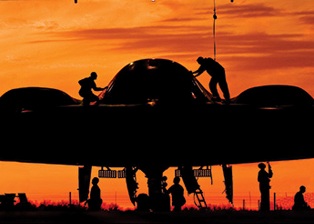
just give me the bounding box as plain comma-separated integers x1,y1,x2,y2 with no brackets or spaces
192,56,230,104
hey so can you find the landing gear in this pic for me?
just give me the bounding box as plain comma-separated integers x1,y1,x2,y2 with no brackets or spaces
78,165,92,203
125,166,139,206
135,164,170,212
222,164,233,205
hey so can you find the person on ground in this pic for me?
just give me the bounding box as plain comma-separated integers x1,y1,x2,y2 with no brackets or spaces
165,176,186,212
292,185,311,211
257,162,273,211
86,177,103,211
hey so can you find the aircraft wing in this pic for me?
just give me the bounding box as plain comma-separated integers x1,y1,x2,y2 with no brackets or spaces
1,103,313,168
1,98,313,211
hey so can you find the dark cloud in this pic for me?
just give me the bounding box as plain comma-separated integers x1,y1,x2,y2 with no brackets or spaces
49,24,313,72
190,3,280,19
294,10,314,27
218,3,280,18
20,1,313,89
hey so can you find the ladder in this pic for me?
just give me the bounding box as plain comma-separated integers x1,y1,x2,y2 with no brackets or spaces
194,188,207,209
176,165,210,209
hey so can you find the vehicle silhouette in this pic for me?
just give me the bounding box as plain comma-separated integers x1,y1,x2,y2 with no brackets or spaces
1,58,314,211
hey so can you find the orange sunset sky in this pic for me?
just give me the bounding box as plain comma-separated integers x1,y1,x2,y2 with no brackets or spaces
0,0,314,210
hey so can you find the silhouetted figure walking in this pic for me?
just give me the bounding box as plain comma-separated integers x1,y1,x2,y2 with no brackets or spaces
292,185,311,211
192,56,230,103
257,162,273,211
78,71,105,106
86,177,102,211
166,176,186,212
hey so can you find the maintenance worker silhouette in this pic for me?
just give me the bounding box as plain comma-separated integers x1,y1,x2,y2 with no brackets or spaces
78,71,105,106
192,56,230,104
86,177,103,211
165,176,186,212
292,185,311,211
257,162,273,211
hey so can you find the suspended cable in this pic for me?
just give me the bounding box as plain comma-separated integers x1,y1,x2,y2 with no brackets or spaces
212,0,217,61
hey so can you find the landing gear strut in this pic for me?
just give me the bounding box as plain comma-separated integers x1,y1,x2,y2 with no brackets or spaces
136,164,170,212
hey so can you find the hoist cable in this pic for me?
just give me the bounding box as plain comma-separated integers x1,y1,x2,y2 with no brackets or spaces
212,0,217,61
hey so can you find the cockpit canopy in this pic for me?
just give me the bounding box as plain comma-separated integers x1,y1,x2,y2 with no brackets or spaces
98,58,212,105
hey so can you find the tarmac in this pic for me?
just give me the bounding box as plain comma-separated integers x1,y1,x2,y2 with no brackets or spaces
0,210,314,224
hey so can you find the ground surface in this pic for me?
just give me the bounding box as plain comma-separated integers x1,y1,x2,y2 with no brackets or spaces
0,210,314,224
